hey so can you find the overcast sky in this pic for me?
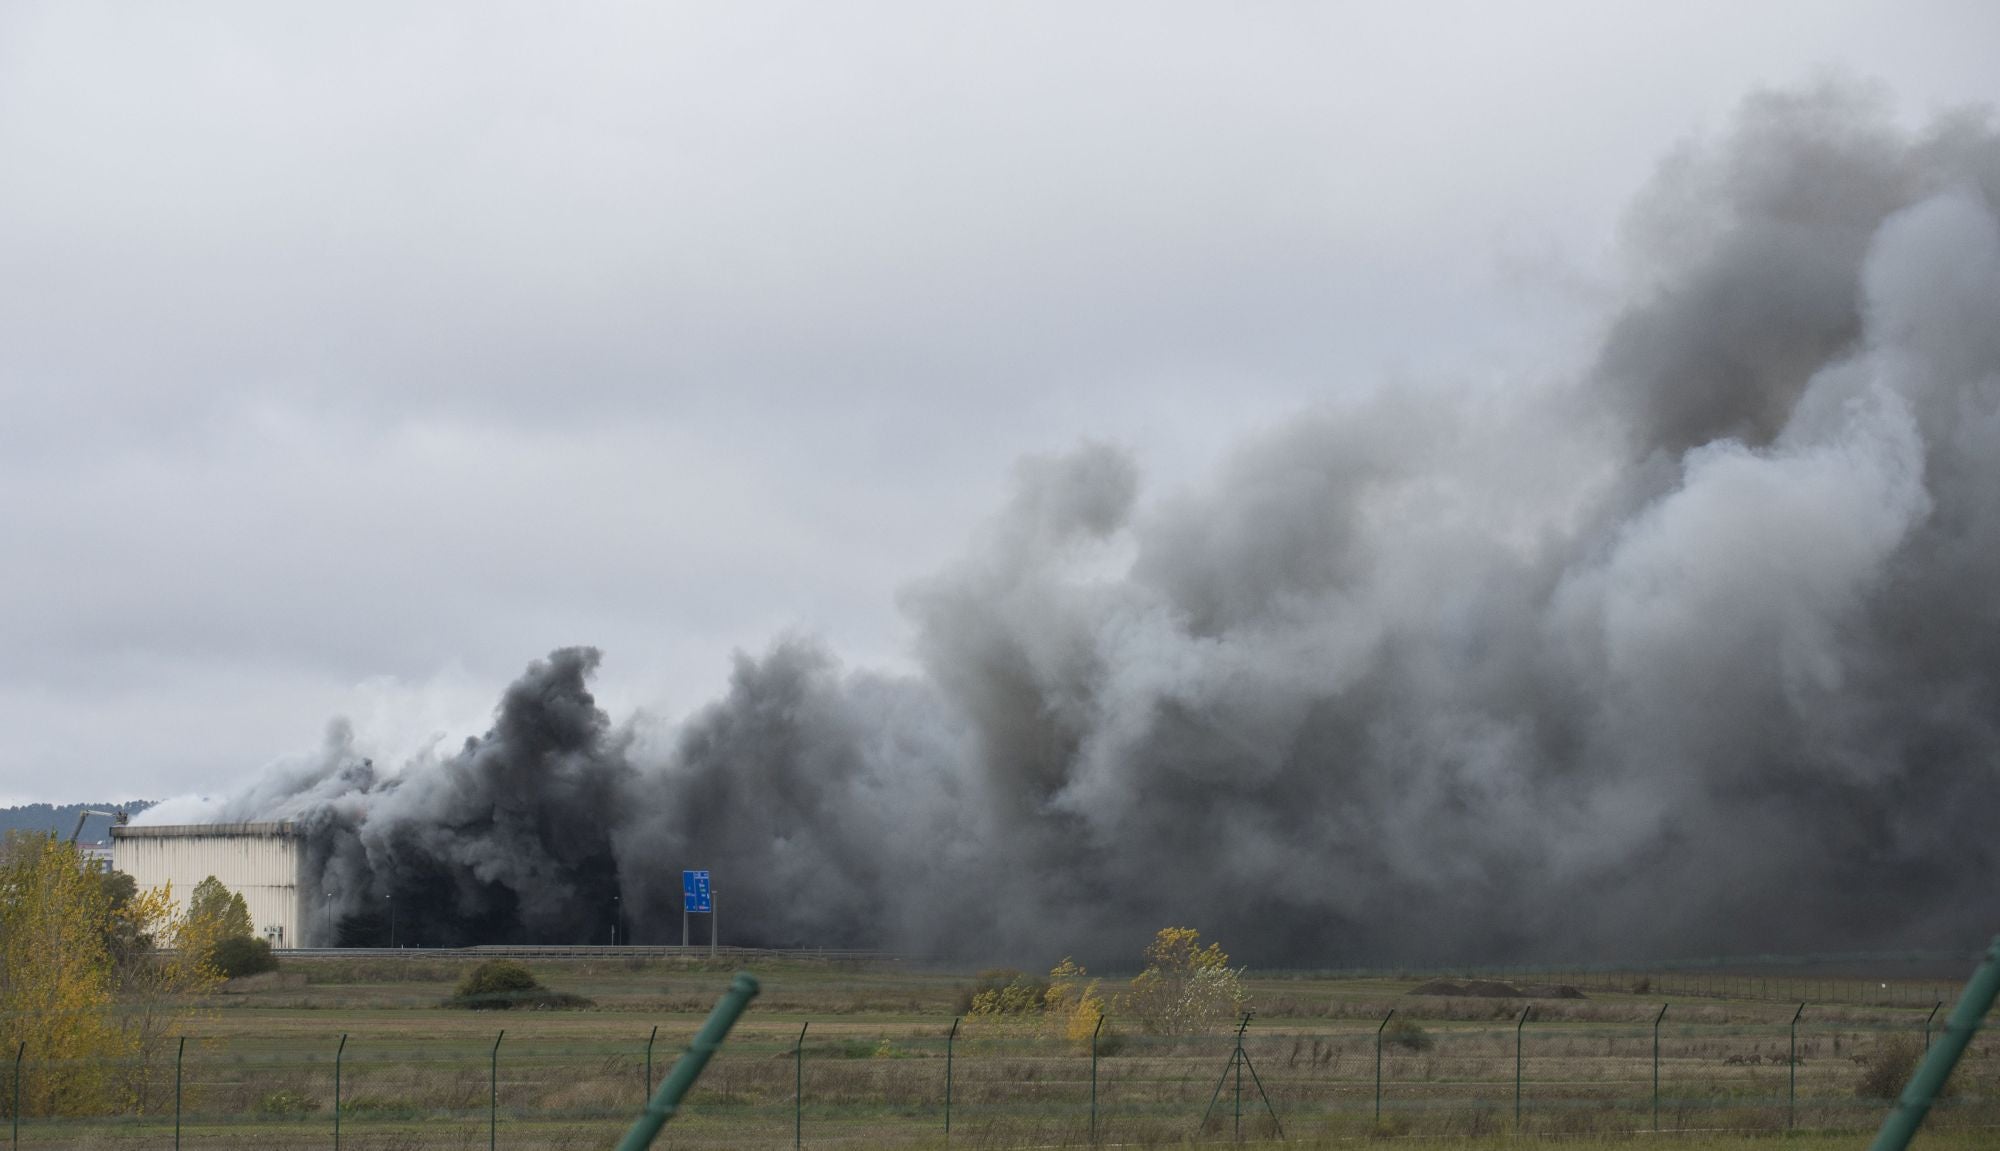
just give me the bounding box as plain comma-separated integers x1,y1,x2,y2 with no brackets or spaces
4,2,1998,805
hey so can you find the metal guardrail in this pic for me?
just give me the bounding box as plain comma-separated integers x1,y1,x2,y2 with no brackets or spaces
267,945,893,961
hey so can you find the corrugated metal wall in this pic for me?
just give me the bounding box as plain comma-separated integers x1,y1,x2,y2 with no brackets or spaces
112,828,310,948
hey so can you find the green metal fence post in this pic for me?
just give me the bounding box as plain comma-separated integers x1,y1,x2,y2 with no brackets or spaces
1652,1004,1668,1132
645,1025,657,1099
1374,1009,1393,1124
334,1033,346,1151
1788,1003,1804,1130
944,1017,959,1144
12,1040,22,1151
1089,1014,1105,1143
174,1036,185,1151
489,1030,504,1151
1197,1023,1243,1136
794,1022,807,1151
1240,1032,1284,1140
615,972,760,1151
1234,1013,1248,1142
1923,1002,1941,1052
1869,936,2000,1151
1515,1006,1531,1128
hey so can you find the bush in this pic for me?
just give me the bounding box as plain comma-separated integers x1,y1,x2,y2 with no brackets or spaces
957,969,1049,1016
211,935,278,978
1124,927,1247,1035
455,960,539,1002
1854,1036,1950,1100
1045,957,1108,1047
256,1089,321,1116
1383,1018,1434,1051
445,959,592,1010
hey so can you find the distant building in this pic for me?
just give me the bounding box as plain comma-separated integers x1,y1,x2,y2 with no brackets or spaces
111,822,310,948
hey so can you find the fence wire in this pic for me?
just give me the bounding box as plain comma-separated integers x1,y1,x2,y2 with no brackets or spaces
2,1003,1995,1149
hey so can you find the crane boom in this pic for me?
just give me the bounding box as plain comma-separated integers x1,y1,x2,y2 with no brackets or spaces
67,808,124,844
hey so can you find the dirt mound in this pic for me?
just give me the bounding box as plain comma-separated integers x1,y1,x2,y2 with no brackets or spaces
1406,979,1588,999
1409,979,1522,997
1524,983,1588,999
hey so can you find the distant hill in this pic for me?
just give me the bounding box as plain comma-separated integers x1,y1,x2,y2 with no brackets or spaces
0,801,157,844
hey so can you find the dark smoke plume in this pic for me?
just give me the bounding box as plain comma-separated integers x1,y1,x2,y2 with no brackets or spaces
151,83,2000,965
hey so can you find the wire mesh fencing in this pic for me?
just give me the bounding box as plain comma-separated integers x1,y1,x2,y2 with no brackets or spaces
3,1004,1996,1149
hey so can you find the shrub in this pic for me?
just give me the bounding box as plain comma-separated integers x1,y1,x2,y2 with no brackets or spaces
212,935,278,978
1383,1018,1434,1051
1045,957,1108,1046
1855,1036,1950,1100
1124,927,1247,1035
256,1089,321,1116
456,960,539,1001
958,969,1049,1017
445,960,592,1010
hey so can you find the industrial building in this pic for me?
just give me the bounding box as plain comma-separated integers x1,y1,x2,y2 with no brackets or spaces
111,821,311,948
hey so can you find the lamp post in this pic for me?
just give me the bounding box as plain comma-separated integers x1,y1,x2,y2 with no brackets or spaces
612,893,621,947
387,892,396,948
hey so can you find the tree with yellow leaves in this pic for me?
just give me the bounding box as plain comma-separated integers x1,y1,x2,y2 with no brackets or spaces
1122,926,1247,1035
0,833,219,1118
115,879,226,1114
1043,957,1106,1046
0,833,124,1115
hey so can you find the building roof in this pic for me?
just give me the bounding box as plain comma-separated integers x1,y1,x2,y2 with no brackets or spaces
111,821,300,839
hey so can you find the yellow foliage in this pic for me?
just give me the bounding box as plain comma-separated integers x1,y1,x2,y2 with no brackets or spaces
0,835,122,1114
1045,957,1106,1047
964,970,1046,1018
1143,926,1230,973
0,834,220,1118
1122,926,1247,1036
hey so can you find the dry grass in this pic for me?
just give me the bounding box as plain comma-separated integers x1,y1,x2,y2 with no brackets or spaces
8,957,1990,1149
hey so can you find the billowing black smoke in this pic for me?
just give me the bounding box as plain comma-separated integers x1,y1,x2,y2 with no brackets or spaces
160,83,2000,964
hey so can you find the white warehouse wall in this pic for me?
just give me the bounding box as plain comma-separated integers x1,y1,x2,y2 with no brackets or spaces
111,823,310,949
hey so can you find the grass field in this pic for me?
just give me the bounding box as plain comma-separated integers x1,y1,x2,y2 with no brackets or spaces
9,953,1993,1149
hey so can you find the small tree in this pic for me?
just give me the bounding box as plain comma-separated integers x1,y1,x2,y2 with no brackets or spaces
1123,927,1247,1035
1044,957,1106,1046
186,877,253,944
0,836,218,1117
0,833,122,1114
116,881,226,1112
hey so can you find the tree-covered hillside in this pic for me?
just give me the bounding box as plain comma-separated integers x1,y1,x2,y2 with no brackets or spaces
0,801,156,843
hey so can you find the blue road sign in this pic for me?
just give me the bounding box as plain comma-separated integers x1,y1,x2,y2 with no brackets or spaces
682,869,712,913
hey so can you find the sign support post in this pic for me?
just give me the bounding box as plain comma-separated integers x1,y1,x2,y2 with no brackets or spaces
681,870,713,952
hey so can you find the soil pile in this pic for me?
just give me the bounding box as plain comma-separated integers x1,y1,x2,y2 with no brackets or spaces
1407,979,1586,999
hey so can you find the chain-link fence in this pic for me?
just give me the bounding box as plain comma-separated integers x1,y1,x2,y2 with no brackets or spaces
4,1003,1996,1149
